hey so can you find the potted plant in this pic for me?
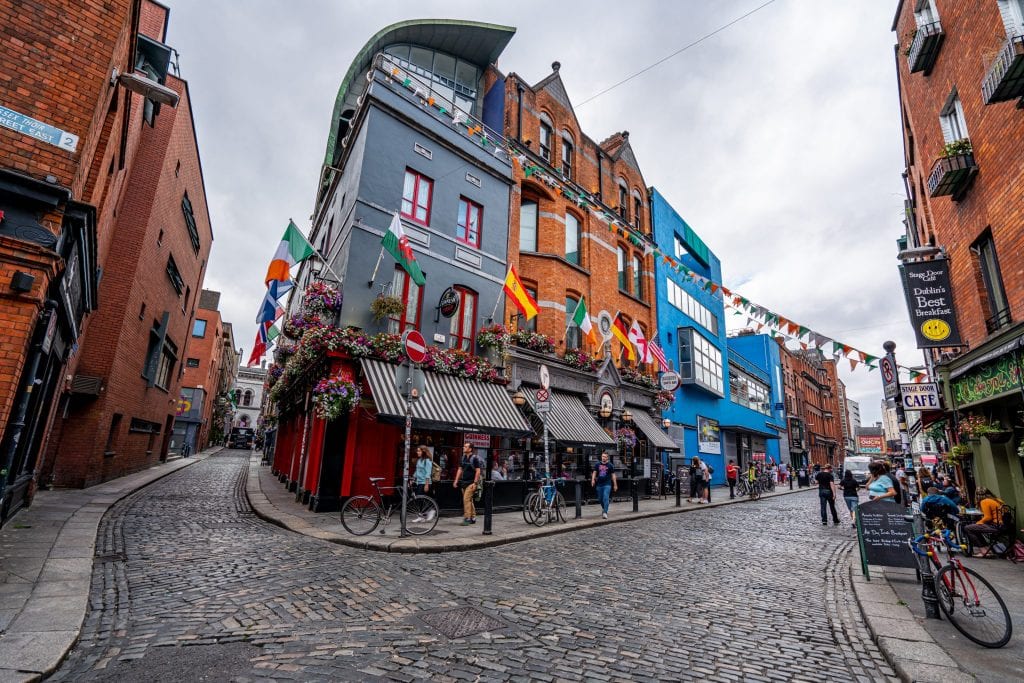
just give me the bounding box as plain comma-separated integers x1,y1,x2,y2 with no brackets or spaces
303,281,343,317
476,324,510,356
980,421,1013,444
509,330,556,354
949,444,972,463
562,348,599,373
653,390,674,412
957,414,988,440
941,138,973,158
311,375,361,421
615,427,637,450
370,294,404,322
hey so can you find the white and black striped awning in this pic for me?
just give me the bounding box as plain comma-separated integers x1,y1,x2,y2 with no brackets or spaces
627,408,680,451
524,389,614,446
361,359,532,436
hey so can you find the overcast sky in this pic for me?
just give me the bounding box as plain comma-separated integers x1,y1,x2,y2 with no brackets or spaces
166,0,912,424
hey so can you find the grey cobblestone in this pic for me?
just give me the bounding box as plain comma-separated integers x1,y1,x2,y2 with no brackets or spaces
52,451,895,681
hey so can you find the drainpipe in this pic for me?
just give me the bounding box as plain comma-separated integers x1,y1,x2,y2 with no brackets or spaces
596,150,603,202
516,82,524,142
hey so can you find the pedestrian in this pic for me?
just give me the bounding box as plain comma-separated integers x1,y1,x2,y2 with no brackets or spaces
866,461,897,502
816,464,841,526
689,456,701,503
453,442,483,525
747,461,757,491
413,446,433,497
920,487,959,529
590,451,618,519
695,457,710,503
917,467,933,493
840,469,859,528
726,459,739,499
964,488,1005,555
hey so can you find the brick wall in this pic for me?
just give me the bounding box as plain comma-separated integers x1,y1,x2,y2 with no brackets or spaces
180,305,224,450
895,0,1024,348
778,341,844,466
501,67,657,362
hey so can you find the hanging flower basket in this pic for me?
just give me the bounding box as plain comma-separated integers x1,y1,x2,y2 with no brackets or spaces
312,375,361,421
370,294,404,322
283,311,324,339
303,281,343,317
476,324,510,353
983,429,1013,444
509,330,556,354
958,414,991,439
653,390,674,412
621,367,658,389
615,427,637,450
562,348,599,373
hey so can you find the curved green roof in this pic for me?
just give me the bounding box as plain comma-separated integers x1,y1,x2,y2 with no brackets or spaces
323,18,516,168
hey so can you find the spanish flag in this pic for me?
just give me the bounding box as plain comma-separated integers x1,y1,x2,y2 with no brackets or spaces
503,265,538,320
265,220,316,286
612,312,636,361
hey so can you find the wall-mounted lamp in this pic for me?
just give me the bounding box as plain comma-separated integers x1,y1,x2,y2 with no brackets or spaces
10,271,35,293
512,390,526,407
116,69,179,107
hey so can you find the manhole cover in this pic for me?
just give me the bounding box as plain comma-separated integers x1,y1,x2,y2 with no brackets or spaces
418,606,505,639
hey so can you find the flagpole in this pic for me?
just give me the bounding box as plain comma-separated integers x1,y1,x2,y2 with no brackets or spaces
488,291,503,323
368,246,386,287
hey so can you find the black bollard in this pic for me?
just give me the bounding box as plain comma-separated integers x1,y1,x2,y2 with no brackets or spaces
482,480,493,535
789,473,794,490
632,478,639,512
675,478,681,507
908,511,941,619
574,479,582,519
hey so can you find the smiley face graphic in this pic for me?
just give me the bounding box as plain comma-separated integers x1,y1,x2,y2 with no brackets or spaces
921,318,951,341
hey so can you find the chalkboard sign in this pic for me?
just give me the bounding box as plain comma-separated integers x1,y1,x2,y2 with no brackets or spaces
649,463,664,498
675,465,691,495
857,498,917,574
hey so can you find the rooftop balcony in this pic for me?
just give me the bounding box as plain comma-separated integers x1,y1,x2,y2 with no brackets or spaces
982,35,1024,104
927,143,978,200
907,21,945,75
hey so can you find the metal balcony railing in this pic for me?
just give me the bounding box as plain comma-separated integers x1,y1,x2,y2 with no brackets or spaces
985,306,1013,334
927,151,978,198
908,21,945,74
982,34,1024,104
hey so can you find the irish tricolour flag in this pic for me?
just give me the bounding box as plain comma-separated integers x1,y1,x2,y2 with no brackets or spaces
264,220,316,286
570,296,597,347
383,213,425,286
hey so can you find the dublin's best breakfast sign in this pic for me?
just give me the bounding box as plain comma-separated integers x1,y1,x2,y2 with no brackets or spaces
899,258,962,349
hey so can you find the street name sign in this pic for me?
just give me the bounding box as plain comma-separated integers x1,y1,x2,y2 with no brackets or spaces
0,104,79,152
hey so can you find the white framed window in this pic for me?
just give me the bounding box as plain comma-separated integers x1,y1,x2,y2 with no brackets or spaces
997,0,1024,37
914,0,939,25
938,91,968,144
673,235,688,259
666,278,719,335
565,212,580,265
520,200,538,252
677,327,723,397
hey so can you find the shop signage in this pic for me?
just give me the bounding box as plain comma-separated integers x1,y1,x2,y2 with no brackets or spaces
697,415,721,455
659,372,681,391
857,435,884,453
464,433,490,448
880,354,898,400
950,354,1022,407
752,452,766,461
597,310,614,341
438,287,459,318
0,104,79,152
856,498,917,575
899,259,962,348
900,383,940,411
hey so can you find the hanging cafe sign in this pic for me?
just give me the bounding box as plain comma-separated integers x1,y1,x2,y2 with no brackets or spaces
899,258,962,349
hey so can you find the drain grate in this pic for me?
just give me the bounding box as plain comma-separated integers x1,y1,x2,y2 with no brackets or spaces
418,606,505,639
96,551,126,563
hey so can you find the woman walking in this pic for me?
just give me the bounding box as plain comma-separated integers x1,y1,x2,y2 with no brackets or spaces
413,446,433,496
866,461,897,502
840,469,860,528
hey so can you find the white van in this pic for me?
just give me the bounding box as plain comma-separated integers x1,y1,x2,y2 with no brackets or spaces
842,456,873,485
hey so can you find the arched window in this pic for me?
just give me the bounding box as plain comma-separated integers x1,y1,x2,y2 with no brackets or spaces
520,199,538,252
565,212,581,265
617,245,628,291
449,286,478,351
242,390,253,407
632,253,643,301
565,294,581,350
618,181,629,221
539,118,553,162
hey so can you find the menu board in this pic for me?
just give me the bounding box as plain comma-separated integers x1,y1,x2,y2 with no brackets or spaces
676,465,690,495
857,499,917,569
649,463,663,497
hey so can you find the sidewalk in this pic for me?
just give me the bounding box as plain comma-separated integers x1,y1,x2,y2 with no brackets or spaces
247,455,809,553
850,536,1023,682
0,447,221,683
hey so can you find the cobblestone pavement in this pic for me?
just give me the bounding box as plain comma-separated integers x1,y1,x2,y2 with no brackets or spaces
52,451,897,682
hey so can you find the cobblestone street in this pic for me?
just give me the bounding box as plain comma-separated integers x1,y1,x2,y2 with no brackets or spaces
52,451,896,682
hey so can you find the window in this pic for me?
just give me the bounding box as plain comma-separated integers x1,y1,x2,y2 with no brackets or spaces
674,235,688,259
181,193,200,254
997,0,1024,37
145,330,178,391
914,0,939,24
186,358,200,368
972,231,1011,331
401,168,432,225
520,285,538,333
633,195,643,230
617,246,628,291
105,414,122,455
539,121,553,161
938,92,968,144
382,44,480,115
565,213,580,265
456,197,482,247
618,183,629,220
729,365,771,415
166,255,184,295
632,253,643,300
520,200,538,252
183,286,190,312
666,279,719,335
389,266,422,334
192,319,207,338
449,287,477,351
677,327,723,396
242,390,253,407
157,228,163,246
565,295,581,350
561,137,573,179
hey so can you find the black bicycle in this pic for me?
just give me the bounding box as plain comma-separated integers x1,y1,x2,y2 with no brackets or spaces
340,477,439,536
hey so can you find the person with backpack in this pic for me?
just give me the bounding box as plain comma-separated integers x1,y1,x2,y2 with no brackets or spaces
453,442,483,525
725,459,739,499
839,469,860,528
815,464,841,526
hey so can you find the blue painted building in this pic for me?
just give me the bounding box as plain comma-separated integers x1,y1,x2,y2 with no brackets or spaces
650,188,784,485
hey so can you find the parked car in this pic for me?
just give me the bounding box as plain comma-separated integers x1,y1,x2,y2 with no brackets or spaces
229,427,255,449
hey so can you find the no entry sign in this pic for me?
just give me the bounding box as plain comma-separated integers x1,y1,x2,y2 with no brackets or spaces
402,329,427,364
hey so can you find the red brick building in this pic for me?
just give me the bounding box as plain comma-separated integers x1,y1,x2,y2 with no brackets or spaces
0,0,190,520
892,0,1024,515
778,343,844,468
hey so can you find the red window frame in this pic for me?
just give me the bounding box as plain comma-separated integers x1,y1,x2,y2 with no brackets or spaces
389,266,422,334
449,286,478,352
401,168,433,226
456,197,482,248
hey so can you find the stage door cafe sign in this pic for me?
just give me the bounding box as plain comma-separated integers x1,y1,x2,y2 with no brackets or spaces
899,259,962,348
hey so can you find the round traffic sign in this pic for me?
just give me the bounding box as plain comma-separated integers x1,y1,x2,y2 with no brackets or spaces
402,329,427,364
536,388,549,402
539,364,550,390
881,357,894,383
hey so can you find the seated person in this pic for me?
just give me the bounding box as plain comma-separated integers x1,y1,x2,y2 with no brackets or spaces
964,488,1005,553
920,487,959,528
940,477,962,506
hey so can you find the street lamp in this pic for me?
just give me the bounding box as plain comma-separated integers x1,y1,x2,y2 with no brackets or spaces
599,404,612,419
512,389,526,407
622,409,632,423
662,418,672,429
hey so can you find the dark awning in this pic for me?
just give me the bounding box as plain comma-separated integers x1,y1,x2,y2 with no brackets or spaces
627,408,679,451
361,359,531,436
523,389,614,446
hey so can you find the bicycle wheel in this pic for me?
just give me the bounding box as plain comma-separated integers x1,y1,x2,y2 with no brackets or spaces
954,521,974,556
934,564,1012,648
522,492,541,525
750,483,761,501
553,492,567,523
340,496,381,536
405,496,439,535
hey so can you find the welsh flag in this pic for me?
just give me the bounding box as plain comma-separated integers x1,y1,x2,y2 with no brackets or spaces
383,213,425,286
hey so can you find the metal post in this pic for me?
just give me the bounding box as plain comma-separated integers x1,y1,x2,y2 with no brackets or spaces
631,456,639,512
400,367,413,537
675,477,682,507
910,510,941,618
543,415,550,478
884,341,911,506
574,479,582,518
483,480,493,534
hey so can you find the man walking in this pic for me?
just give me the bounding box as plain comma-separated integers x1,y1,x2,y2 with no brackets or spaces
590,452,618,519
726,459,739,499
453,442,482,525
816,464,841,526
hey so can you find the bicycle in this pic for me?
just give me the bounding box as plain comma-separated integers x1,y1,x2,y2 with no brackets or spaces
340,477,439,536
522,478,566,526
909,523,1012,648
736,477,761,499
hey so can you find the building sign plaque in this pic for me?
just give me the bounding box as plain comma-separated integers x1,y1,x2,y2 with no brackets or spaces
950,355,1022,407
1,104,79,152
438,287,459,318
900,382,941,411
899,259,962,348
